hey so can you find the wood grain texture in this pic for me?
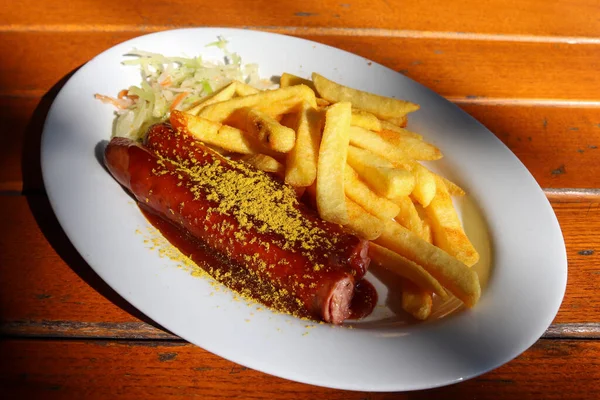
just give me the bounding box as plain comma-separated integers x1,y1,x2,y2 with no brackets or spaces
553,202,600,323
2,97,600,192
0,321,177,340
0,195,162,325
2,32,600,101
544,323,600,338
545,189,600,203
459,104,600,189
2,0,600,38
1,339,599,399
3,320,599,340
0,1,597,398
0,196,597,327
0,96,45,192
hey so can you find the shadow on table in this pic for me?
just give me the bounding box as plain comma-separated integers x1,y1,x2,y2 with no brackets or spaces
21,69,176,339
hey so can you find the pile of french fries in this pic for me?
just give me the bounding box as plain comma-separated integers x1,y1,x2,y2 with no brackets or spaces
174,72,481,320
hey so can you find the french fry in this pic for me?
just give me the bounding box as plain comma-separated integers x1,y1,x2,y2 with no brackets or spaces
437,174,466,196
234,81,260,96
345,198,383,240
285,103,323,187
401,280,433,320
185,81,238,115
199,85,317,122
280,72,316,91
415,203,433,244
377,130,442,161
170,110,260,154
229,107,296,153
425,177,480,267
393,195,425,239
380,120,422,139
344,165,401,221
369,243,448,299
421,218,433,243
386,115,408,128
410,162,437,207
346,146,415,199
316,98,331,108
312,72,420,119
349,126,412,164
374,219,481,307
240,154,285,177
316,102,352,225
351,109,382,131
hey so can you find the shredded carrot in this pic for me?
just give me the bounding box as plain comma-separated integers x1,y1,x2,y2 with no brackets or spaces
94,94,129,109
118,89,139,101
170,92,189,111
160,76,173,87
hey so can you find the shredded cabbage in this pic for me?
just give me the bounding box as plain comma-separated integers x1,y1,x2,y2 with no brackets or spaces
97,36,263,140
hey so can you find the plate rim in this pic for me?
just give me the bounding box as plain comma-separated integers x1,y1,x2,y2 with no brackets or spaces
40,27,568,392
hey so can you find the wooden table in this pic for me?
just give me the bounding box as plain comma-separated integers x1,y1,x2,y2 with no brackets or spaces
1,1,599,398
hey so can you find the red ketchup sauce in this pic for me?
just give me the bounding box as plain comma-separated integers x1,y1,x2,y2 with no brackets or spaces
140,205,377,322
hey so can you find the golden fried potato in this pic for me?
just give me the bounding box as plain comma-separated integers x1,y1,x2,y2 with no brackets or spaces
280,72,316,92
170,110,259,154
347,146,415,199
375,219,481,307
385,115,408,128
240,154,285,177
436,174,466,196
415,203,433,244
409,162,437,207
316,98,331,108
312,72,420,119
425,177,480,267
234,81,260,96
393,195,425,239
369,243,447,299
351,109,382,132
199,85,317,122
377,130,442,161
349,126,410,164
401,280,433,320
380,121,422,139
345,198,383,240
316,102,352,225
229,107,296,153
185,81,238,115
284,103,323,187
344,165,401,221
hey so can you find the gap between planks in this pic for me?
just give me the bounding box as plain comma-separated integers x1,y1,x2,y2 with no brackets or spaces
1,320,599,340
2,25,600,45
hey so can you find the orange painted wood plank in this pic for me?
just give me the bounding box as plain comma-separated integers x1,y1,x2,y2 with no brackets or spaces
459,104,600,189
552,202,600,323
302,34,600,101
3,96,600,192
0,96,45,192
1,339,599,399
2,0,600,38
0,196,142,324
0,196,598,328
1,32,600,101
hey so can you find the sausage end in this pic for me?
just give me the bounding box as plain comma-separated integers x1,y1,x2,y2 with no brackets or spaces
104,137,134,187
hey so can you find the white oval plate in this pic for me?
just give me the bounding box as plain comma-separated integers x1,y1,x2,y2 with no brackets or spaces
41,28,567,392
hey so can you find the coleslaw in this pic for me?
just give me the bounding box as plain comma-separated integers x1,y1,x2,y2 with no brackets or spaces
95,37,263,140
